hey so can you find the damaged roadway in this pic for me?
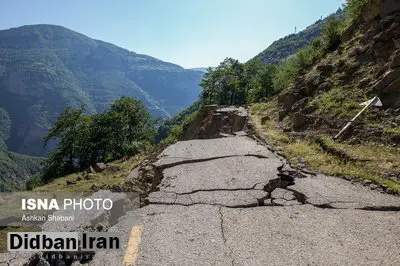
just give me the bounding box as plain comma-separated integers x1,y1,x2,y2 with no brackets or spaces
5,106,398,265
91,130,400,265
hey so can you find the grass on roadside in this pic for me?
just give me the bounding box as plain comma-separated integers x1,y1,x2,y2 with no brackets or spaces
250,101,400,192
32,156,142,192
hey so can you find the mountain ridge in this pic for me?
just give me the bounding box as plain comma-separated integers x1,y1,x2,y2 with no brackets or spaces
0,24,203,156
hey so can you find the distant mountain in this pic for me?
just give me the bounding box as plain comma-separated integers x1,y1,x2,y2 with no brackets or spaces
189,67,214,73
0,24,203,156
252,9,345,65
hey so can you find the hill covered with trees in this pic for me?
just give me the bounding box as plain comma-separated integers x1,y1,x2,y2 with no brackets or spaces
0,24,203,157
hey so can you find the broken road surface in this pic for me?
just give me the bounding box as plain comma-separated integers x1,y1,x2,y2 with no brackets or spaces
91,135,400,265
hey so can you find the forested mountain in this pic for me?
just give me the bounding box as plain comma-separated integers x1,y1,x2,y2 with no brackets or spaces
252,9,345,65
0,106,43,191
0,24,203,156
0,150,43,191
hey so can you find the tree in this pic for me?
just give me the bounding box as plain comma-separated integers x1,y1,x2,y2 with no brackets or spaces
200,58,246,105
41,97,156,183
43,105,91,177
108,96,156,158
200,58,278,105
245,59,276,103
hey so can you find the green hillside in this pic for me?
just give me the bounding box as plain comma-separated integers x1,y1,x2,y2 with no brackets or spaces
0,24,202,156
0,150,43,191
252,9,345,65
0,105,43,191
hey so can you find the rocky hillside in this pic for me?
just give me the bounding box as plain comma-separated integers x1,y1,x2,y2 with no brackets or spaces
249,0,400,193
277,0,400,143
253,9,345,65
0,24,203,156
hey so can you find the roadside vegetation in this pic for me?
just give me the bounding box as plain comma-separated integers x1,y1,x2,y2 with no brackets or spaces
32,156,142,192
250,102,400,193
157,101,200,145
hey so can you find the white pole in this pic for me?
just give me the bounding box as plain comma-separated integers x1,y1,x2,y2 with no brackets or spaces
334,96,377,140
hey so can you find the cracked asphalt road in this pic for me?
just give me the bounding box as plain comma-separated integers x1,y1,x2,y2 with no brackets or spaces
91,136,400,266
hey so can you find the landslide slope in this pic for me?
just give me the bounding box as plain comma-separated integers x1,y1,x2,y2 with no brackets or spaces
276,0,400,142
251,0,400,192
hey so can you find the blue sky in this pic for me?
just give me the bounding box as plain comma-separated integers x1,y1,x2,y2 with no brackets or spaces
1,0,344,68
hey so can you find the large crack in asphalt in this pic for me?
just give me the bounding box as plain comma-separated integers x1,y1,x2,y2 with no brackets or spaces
218,207,235,266
168,184,265,196
144,161,400,212
155,154,270,170
150,201,260,208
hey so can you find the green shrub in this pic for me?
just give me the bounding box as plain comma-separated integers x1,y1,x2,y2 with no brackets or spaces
321,15,342,51
157,101,200,141
26,173,45,190
344,0,369,22
160,110,198,145
272,45,315,92
161,125,183,145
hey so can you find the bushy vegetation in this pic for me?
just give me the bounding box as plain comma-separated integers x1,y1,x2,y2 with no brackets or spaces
344,0,369,22
160,111,199,145
29,96,156,187
322,15,343,51
273,14,345,92
157,101,201,141
308,86,367,118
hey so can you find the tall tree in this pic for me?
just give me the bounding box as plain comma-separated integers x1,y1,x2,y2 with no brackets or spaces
41,97,156,183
